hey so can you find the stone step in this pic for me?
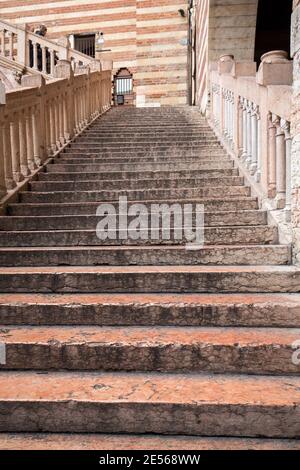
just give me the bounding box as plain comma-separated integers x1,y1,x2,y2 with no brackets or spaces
60,148,230,159
0,245,289,267
7,197,259,216
20,186,250,204
81,132,217,138
0,292,299,327
32,176,243,192
0,210,266,231
46,161,235,172
38,168,239,181
58,155,229,165
0,325,299,374
1,434,300,450
0,265,297,293
0,372,300,436
0,226,277,247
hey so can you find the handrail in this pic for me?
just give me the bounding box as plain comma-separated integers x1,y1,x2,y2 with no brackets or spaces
209,52,292,220
0,60,112,200
0,19,100,77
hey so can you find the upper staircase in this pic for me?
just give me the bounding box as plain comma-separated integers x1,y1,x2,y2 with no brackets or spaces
0,19,101,89
0,106,300,450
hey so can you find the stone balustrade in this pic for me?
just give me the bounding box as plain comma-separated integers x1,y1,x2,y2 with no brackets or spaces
0,61,112,199
0,19,100,77
209,51,292,220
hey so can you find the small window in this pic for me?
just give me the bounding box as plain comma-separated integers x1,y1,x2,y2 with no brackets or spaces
74,33,95,58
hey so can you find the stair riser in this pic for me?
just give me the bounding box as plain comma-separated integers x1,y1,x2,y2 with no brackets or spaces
31,177,244,192
0,270,297,293
0,298,299,327
58,156,229,164
7,199,259,216
20,187,250,203
0,226,277,247
38,169,239,181
0,246,289,267
1,342,297,374
46,162,235,172
0,211,267,231
0,402,299,437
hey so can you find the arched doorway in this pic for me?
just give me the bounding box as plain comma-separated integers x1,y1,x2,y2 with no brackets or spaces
113,68,134,106
254,0,293,65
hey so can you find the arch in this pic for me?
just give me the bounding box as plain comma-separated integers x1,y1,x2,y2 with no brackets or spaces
254,0,293,64
113,67,134,106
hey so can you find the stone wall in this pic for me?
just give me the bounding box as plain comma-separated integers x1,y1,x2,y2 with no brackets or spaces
195,0,259,113
0,0,189,106
208,0,258,61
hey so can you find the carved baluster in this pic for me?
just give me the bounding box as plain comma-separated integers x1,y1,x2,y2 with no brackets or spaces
250,103,258,175
245,100,252,168
0,30,6,56
238,97,243,157
256,111,261,182
281,119,292,219
49,99,57,153
241,98,247,161
32,107,42,166
274,115,286,209
25,107,36,171
0,123,6,196
268,113,277,198
50,49,55,75
2,120,16,189
10,112,23,183
8,32,14,59
19,110,30,176
32,42,38,70
41,46,47,74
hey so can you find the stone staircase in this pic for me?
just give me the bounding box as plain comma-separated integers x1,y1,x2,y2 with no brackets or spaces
0,106,300,450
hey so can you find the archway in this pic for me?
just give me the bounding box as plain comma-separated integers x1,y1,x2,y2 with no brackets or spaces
254,0,293,65
113,68,133,106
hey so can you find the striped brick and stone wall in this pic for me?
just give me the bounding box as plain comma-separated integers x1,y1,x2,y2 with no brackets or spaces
0,0,189,106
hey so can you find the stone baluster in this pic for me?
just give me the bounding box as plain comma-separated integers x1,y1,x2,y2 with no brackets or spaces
50,49,55,75
256,111,262,182
32,42,38,70
274,115,286,209
281,119,292,219
32,107,42,166
54,98,61,148
0,124,6,197
59,98,65,146
25,108,36,171
49,100,57,153
41,46,47,74
8,32,14,59
245,100,252,168
268,113,277,198
19,110,30,176
63,93,70,142
238,97,243,157
0,30,5,56
250,103,258,175
10,113,23,183
241,98,248,161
